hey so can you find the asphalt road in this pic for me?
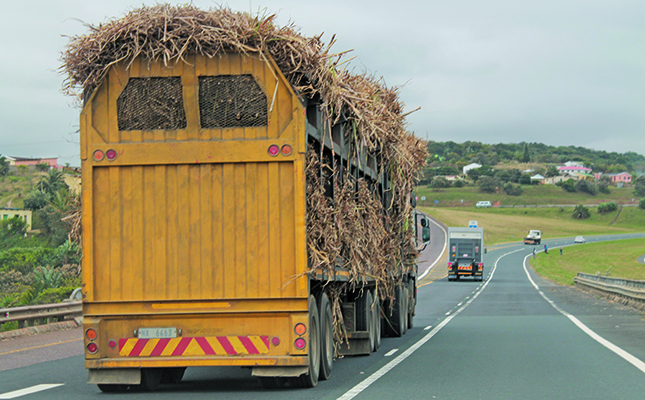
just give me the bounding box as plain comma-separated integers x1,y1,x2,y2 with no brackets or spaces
2,233,645,399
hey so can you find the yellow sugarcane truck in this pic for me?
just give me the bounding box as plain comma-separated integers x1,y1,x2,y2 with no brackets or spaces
79,51,430,392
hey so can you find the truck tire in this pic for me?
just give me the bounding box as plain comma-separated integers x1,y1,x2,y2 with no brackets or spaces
372,291,381,351
384,284,406,337
318,292,333,380
291,295,320,388
161,367,186,384
97,384,129,393
139,368,163,391
407,280,415,329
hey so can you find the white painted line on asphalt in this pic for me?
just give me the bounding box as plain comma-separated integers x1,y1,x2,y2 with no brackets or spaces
337,248,524,400
0,384,64,399
457,302,463,306
384,349,398,357
522,255,645,375
445,311,451,316
418,218,448,281
424,326,432,331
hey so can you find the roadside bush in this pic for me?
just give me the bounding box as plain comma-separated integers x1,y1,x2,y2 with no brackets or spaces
572,204,590,219
597,181,610,194
34,286,76,305
639,198,645,210
430,176,450,189
561,179,576,192
519,174,531,185
24,190,49,210
633,176,645,197
452,179,464,188
503,182,523,196
597,201,618,214
574,179,597,195
478,176,501,193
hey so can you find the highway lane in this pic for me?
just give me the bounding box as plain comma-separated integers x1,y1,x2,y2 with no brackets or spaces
2,235,645,399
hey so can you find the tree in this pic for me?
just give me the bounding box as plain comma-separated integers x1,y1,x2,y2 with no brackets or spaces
35,163,50,172
572,204,590,219
633,176,645,197
522,143,530,163
574,179,598,195
640,198,645,210
478,176,501,193
24,190,49,210
39,169,68,197
0,156,9,177
467,168,481,183
597,181,610,194
519,174,531,185
503,182,523,196
561,179,576,192
546,165,559,177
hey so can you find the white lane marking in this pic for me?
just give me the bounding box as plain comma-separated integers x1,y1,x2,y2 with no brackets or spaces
336,248,523,400
424,326,432,331
384,349,398,357
457,302,463,306
522,254,645,374
0,384,64,399
445,311,451,316
418,218,448,280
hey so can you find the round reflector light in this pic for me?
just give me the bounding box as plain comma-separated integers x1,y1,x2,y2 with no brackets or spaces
268,145,280,157
87,343,99,354
93,150,104,161
281,144,292,156
271,336,281,346
86,328,97,341
294,338,306,350
108,339,117,348
294,323,307,336
106,149,117,161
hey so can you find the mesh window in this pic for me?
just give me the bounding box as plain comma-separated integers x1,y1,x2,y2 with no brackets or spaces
117,77,187,131
199,75,268,128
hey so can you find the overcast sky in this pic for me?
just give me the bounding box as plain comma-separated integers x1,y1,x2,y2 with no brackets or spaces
1,0,644,166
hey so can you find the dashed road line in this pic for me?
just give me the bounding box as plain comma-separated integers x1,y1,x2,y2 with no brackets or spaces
0,384,64,399
384,349,398,357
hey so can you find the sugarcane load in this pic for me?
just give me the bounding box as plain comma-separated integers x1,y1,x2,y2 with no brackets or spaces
62,4,428,391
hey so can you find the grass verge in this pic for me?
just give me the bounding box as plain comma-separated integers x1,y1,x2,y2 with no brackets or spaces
528,238,645,284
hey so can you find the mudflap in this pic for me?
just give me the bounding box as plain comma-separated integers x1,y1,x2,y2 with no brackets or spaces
88,369,141,385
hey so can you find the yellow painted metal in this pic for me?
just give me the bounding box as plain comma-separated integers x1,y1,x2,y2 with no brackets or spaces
80,52,309,368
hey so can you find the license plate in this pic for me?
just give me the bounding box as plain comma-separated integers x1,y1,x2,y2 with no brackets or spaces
137,327,177,339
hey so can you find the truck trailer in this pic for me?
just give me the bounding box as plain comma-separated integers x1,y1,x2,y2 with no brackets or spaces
447,227,484,281
68,6,429,392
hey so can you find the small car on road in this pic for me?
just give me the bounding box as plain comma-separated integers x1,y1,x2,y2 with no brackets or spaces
476,201,492,208
574,236,586,243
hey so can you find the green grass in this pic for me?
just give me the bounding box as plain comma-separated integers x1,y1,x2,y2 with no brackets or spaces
529,238,645,284
421,206,645,246
416,185,639,207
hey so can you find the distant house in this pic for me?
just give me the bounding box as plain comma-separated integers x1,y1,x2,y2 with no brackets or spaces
564,161,585,168
2,156,60,169
463,163,482,175
0,208,32,231
530,174,545,184
443,175,462,182
557,165,592,174
544,175,567,185
603,172,632,184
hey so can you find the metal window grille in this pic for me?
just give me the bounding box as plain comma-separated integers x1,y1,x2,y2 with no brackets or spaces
199,75,268,128
117,77,187,131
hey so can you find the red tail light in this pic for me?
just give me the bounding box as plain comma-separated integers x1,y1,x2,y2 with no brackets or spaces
281,144,292,156
106,149,117,161
87,343,99,354
93,150,104,161
294,338,306,350
294,323,306,335
268,145,280,156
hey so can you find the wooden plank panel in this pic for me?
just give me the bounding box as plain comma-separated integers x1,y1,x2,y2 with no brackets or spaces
222,163,235,297
199,164,213,298
166,165,179,299
92,168,110,300
176,165,190,299
189,165,202,299
108,167,123,300
211,164,224,298
131,166,144,300
267,162,281,297
234,163,247,298
153,166,167,297
245,163,259,297
264,62,279,141
142,166,155,299
256,163,270,298
279,163,296,297
252,56,268,140
121,167,134,300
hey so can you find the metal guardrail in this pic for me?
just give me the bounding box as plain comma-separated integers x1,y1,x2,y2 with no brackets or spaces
574,273,645,303
0,300,82,329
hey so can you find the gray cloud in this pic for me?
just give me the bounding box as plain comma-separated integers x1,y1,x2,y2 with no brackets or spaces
1,0,643,166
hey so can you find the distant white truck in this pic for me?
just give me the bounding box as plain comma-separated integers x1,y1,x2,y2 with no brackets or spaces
524,230,542,245
448,227,485,281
